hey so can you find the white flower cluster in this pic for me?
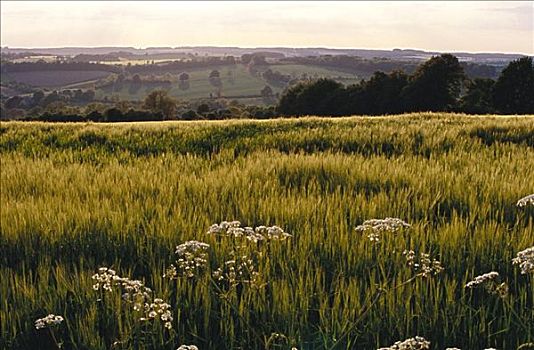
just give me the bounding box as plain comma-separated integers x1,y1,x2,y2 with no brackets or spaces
512,246,534,275
445,348,461,350
516,194,534,207
177,346,199,350
355,218,411,243
34,314,64,330
93,267,152,311
213,255,261,288
140,298,173,329
92,267,173,329
165,241,210,279
377,336,430,350
207,221,292,242
403,250,444,278
465,271,499,288
465,272,508,298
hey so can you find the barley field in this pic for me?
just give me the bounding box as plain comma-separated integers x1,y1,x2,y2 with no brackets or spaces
1,113,533,350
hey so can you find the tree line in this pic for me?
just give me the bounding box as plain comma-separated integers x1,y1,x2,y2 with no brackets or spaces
277,55,534,116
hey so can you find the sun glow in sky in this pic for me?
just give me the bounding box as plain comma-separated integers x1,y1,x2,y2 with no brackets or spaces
1,1,533,54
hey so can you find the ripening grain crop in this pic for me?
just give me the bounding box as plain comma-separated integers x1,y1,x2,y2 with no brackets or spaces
1,113,533,349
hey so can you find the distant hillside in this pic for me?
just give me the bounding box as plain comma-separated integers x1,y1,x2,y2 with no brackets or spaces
2,46,528,65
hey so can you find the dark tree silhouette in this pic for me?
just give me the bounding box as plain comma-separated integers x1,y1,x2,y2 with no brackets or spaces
460,78,495,114
492,56,534,114
401,54,466,111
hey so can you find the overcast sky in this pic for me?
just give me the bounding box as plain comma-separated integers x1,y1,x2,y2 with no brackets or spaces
1,1,533,54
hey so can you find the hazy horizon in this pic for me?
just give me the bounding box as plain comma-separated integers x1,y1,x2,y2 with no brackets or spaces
1,1,533,55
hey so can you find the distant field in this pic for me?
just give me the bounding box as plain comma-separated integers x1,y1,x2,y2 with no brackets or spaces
1,114,533,350
2,63,363,102
3,70,112,88
98,64,363,102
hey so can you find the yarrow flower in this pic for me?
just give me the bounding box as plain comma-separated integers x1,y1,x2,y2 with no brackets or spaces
516,194,534,207
465,271,508,298
176,346,199,350
403,250,444,278
35,314,64,330
207,221,292,242
512,246,534,275
165,241,210,279
92,267,173,329
355,218,411,243
377,336,430,350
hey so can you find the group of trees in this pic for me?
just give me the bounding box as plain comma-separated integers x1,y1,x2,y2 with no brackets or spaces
280,55,502,80
277,55,534,116
9,89,277,122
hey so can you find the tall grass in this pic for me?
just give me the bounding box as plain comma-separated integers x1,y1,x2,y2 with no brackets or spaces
1,113,533,349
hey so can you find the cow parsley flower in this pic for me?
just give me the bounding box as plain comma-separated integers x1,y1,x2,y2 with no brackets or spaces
403,250,443,278
142,298,173,330
207,221,241,235
165,241,210,279
206,221,291,242
512,246,534,274
377,336,430,350
35,314,64,330
177,346,199,350
92,267,173,328
465,272,508,298
356,218,411,243
516,194,534,207
213,255,262,288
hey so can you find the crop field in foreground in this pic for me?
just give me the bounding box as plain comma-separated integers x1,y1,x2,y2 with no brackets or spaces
0,113,533,350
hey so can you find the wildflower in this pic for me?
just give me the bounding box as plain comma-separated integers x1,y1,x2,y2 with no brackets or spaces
92,267,173,328
516,194,534,207
207,221,241,235
403,250,443,278
213,255,262,288
255,225,292,241
377,336,430,350
177,346,199,350
35,314,64,330
143,298,173,329
165,241,210,279
465,272,508,298
206,221,291,242
512,246,534,274
465,271,499,288
356,218,411,243
445,348,461,350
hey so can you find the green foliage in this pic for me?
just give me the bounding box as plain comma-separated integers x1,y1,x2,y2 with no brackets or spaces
143,90,178,119
460,78,496,114
1,114,533,349
493,57,534,114
401,54,466,111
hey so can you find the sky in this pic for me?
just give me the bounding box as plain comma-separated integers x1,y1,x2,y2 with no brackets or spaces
1,1,533,54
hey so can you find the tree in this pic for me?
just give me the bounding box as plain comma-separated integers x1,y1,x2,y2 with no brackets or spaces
277,78,345,116
209,70,222,88
5,95,23,109
143,90,177,119
179,72,190,90
492,56,534,114
32,90,45,104
401,54,466,111
360,70,409,115
261,85,275,104
460,78,495,114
